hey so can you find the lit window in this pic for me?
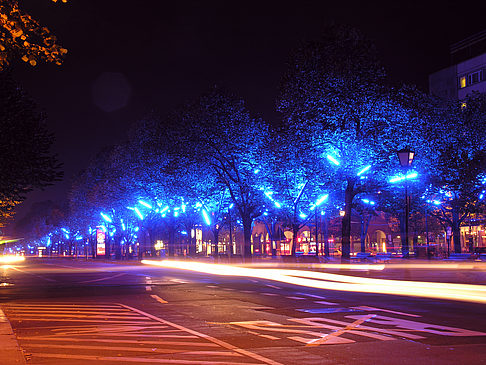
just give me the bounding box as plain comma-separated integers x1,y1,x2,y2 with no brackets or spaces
459,76,466,88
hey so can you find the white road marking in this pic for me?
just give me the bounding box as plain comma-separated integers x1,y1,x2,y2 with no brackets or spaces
5,301,282,365
18,336,220,347
120,303,283,365
8,310,140,315
265,284,281,289
350,306,421,317
9,267,57,282
151,295,168,304
6,317,155,324
306,314,377,346
80,272,126,283
297,293,327,300
30,353,262,364
9,303,124,308
26,343,241,356
285,296,306,300
262,293,278,296
314,301,339,305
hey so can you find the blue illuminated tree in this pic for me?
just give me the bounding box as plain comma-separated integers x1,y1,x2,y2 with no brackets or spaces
176,88,271,260
425,93,486,253
278,26,403,259
262,130,331,257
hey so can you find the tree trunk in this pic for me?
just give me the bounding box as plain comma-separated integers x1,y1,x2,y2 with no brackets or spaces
323,216,330,257
360,217,366,253
341,179,355,261
291,223,299,257
452,208,461,253
212,227,219,260
242,215,253,261
114,237,122,260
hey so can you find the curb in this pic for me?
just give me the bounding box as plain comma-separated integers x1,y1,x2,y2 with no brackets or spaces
0,309,26,364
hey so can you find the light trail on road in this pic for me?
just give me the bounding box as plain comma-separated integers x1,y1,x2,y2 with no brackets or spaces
142,260,486,304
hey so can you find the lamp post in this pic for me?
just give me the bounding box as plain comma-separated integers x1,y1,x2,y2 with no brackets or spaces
397,147,415,258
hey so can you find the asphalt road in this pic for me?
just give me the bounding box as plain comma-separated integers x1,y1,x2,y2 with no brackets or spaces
1,258,485,364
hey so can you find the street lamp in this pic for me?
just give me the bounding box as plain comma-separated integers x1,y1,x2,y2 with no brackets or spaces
397,147,415,258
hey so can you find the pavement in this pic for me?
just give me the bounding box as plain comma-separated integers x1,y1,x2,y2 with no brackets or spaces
0,309,26,365
2,256,485,364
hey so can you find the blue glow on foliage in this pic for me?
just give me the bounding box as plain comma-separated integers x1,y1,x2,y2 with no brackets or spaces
202,210,211,225
174,211,179,217
229,203,234,209
389,171,418,183
274,201,281,208
181,231,188,235
100,212,112,223
161,205,169,214
121,219,126,231
135,227,139,232
100,225,107,232
361,199,376,205
138,200,152,209
299,212,307,219
313,194,329,209
61,228,69,234
357,165,371,176
195,202,202,208
134,207,144,220
326,154,340,166
254,169,260,174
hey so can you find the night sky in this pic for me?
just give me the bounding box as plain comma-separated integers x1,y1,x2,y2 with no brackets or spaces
8,0,486,227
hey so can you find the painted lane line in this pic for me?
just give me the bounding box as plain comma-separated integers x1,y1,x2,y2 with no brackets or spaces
18,337,220,347
9,267,57,282
297,293,327,299
119,303,283,365
285,296,306,300
145,286,152,291
30,352,264,364
6,313,147,319
26,343,241,356
7,304,124,308
314,301,339,305
265,284,281,289
306,314,377,346
223,288,235,291
262,293,278,296
258,334,280,340
7,310,140,316
350,305,421,317
206,285,218,288
6,318,156,324
248,330,280,340
151,295,168,304
79,272,127,283
241,290,255,293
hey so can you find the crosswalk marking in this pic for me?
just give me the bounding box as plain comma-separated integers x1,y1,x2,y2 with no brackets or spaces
29,353,264,364
2,301,282,365
151,294,169,304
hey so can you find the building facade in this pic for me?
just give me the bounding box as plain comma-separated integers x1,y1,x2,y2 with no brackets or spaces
429,30,486,99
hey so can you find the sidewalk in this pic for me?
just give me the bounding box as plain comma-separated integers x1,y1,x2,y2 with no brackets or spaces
0,309,25,364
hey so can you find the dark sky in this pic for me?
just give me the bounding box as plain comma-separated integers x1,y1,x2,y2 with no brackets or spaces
8,0,486,229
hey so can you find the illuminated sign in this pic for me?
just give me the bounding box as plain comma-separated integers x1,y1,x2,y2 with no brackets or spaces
96,228,105,255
